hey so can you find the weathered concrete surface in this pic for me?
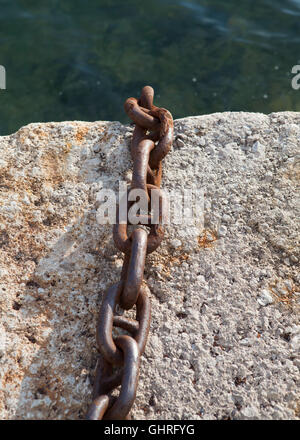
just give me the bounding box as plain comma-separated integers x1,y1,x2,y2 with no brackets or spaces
0,112,299,420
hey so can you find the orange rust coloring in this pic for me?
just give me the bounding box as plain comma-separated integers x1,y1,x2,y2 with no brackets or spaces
197,229,218,248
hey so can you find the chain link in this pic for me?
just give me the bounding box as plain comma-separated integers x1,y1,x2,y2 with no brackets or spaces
86,86,173,420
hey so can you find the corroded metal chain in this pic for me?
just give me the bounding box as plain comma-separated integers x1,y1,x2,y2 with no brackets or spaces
86,86,173,420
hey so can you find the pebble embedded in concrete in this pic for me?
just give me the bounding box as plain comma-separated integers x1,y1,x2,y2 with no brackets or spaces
257,289,274,306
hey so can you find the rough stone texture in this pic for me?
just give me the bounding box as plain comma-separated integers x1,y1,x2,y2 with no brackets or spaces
0,112,299,420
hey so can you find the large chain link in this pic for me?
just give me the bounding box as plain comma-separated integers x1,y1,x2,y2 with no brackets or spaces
86,86,173,420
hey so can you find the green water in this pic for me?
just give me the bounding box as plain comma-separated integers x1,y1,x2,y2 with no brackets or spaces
1,0,300,135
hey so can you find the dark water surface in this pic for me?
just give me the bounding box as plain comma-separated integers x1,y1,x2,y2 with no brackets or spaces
1,0,300,135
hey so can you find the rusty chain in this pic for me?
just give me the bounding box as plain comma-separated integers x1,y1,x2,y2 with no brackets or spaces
86,86,173,420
